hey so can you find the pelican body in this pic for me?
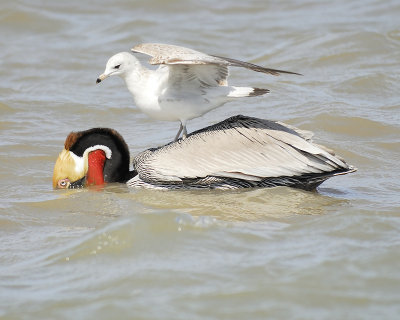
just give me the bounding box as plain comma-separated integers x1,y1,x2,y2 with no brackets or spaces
53,115,355,190
96,43,301,141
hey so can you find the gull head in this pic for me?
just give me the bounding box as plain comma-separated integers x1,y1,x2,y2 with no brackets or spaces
96,52,136,84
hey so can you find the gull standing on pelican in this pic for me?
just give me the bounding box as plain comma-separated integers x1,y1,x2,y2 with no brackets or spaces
53,115,355,190
96,43,301,141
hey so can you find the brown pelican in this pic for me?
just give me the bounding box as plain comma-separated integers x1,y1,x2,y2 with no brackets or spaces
96,43,301,141
53,115,355,190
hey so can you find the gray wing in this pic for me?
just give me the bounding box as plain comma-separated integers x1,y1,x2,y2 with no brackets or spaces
131,43,301,79
162,64,230,89
133,43,229,86
133,115,350,184
132,43,227,65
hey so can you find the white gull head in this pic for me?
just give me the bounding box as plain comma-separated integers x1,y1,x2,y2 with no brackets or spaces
96,52,139,83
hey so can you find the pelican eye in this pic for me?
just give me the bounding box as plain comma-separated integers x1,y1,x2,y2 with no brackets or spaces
58,178,70,189
114,64,121,69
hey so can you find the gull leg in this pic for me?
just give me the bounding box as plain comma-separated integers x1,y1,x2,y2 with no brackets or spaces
182,124,188,139
174,123,183,141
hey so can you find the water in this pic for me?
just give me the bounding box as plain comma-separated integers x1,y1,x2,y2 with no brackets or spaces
1,0,400,319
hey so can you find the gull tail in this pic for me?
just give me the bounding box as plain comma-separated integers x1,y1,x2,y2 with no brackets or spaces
228,86,269,98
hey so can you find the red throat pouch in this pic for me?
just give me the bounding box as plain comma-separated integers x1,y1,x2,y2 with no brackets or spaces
86,149,106,186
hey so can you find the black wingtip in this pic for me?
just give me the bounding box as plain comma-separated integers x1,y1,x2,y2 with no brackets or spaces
250,88,270,97
211,54,302,76
275,70,303,76
262,69,303,76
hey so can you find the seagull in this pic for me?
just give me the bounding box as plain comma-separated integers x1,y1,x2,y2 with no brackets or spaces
53,115,355,190
96,43,301,141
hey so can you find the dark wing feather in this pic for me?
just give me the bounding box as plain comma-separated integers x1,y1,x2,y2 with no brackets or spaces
133,115,351,185
211,55,302,76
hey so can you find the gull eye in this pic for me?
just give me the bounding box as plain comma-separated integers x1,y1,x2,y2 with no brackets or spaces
114,64,121,69
58,178,70,189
